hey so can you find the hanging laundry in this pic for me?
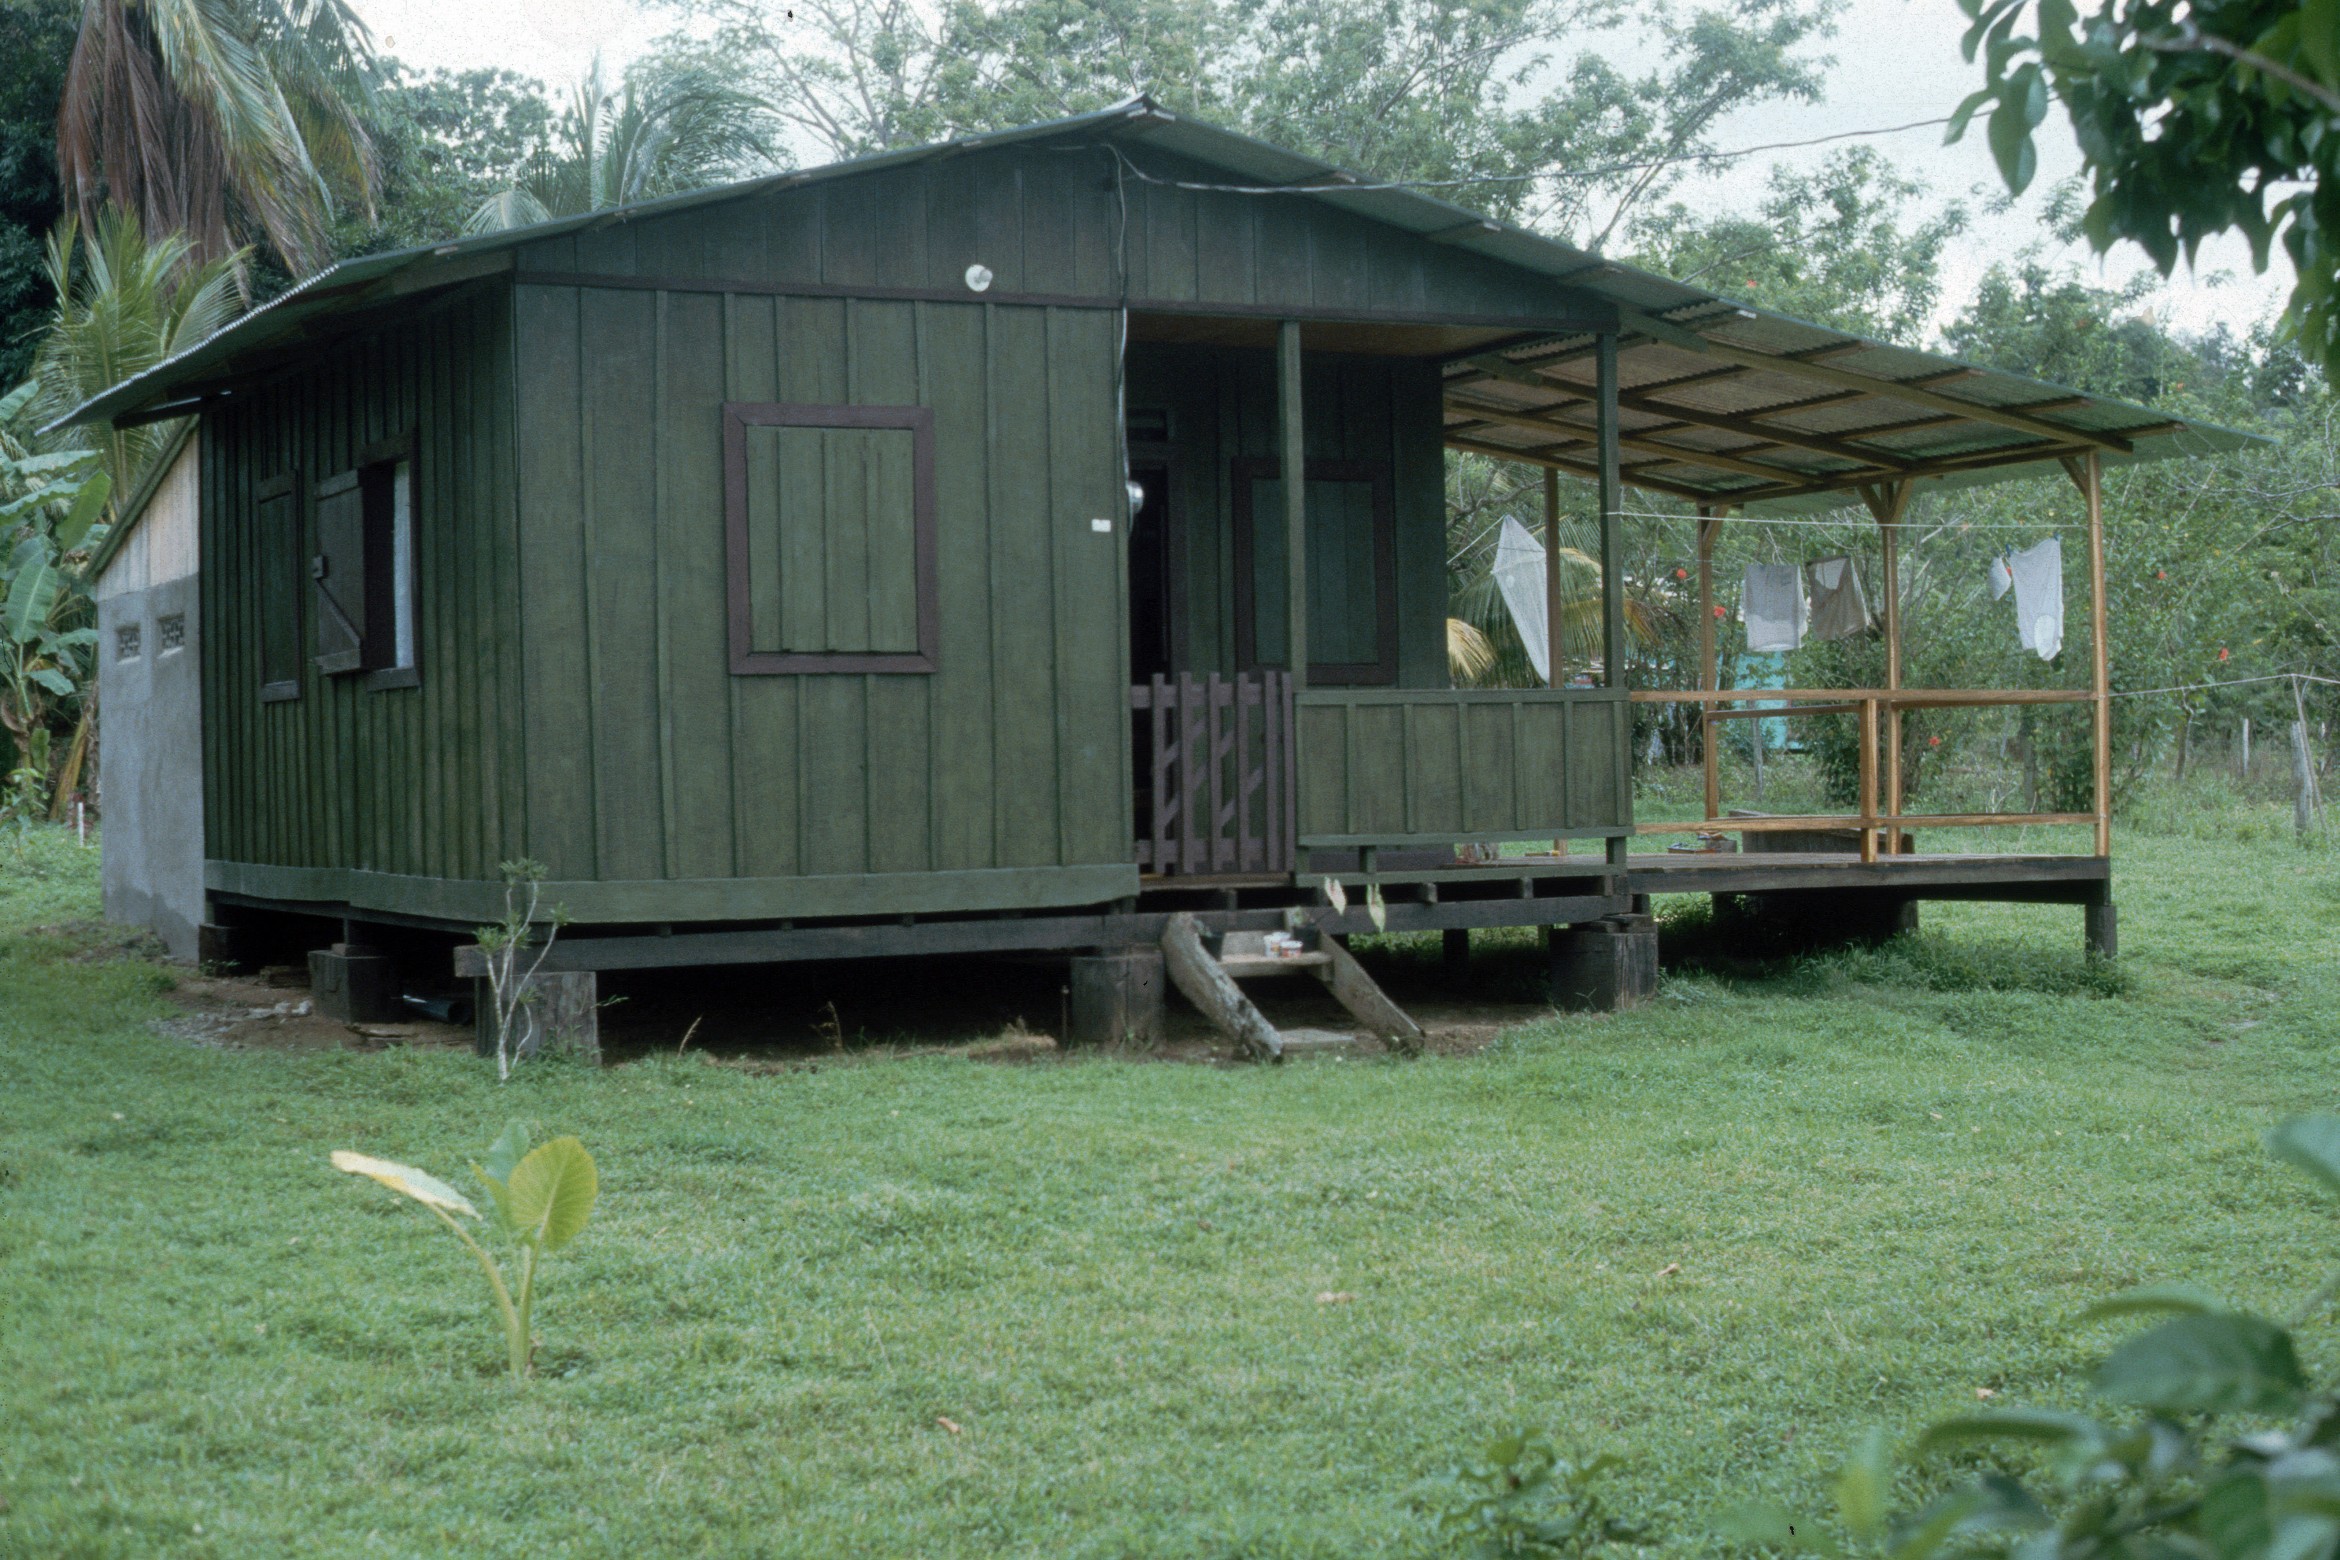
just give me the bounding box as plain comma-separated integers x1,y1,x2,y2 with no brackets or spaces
2010,537,2063,660
1741,561,1805,653
1804,555,1872,642
1490,517,1553,683
1988,553,2014,601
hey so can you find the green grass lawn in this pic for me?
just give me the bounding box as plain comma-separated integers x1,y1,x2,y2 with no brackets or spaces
2,810,2336,1558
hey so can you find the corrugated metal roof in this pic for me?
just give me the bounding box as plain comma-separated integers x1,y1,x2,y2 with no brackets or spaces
48,96,2260,510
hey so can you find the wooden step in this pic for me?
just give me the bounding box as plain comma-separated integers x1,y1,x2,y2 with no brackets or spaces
1216,952,1332,978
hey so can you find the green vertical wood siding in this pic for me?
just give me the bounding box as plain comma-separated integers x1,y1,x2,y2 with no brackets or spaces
1292,689,1631,845
511,286,1129,894
514,146,1594,324
201,283,522,884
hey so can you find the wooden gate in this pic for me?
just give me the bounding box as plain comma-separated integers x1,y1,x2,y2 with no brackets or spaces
1132,672,1297,876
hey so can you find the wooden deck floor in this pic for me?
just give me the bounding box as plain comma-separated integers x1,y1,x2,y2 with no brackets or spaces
1625,850,2109,901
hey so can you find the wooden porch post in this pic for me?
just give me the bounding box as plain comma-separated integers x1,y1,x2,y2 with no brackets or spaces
2085,452,2110,856
1697,506,1720,824
1860,480,1914,853
1278,320,1307,691
2058,454,2111,856
1542,466,1562,687
1596,332,1627,868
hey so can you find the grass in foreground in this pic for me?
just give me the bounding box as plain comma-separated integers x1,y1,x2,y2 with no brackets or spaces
1,812,2336,1557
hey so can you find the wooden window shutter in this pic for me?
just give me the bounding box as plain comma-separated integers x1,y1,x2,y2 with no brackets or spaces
311,471,367,674
723,402,939,675
256,472,302,699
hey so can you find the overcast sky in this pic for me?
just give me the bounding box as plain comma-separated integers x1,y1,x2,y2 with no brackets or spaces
355,0,2293,343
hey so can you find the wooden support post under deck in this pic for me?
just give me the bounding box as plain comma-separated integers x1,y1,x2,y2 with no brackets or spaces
1278,320,1308,692
1596,333,1627,868
1697,507,1720,824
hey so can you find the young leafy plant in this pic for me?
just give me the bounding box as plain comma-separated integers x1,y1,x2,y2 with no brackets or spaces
332,1123,598,1380
1419,1430,1640,1557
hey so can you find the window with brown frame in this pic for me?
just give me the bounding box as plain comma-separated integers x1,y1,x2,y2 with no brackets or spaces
1231,457,1398,685
311,436,418,690
723,402,939,675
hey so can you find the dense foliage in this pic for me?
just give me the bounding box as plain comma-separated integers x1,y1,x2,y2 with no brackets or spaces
1950,0,2340,379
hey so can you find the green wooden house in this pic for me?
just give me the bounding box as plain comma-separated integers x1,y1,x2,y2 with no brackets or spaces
58,98,2242,1044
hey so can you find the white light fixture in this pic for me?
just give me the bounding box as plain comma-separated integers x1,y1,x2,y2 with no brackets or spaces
964,263,994,293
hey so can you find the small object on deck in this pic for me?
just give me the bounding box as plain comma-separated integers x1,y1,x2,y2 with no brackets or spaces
1068,947,1165,1047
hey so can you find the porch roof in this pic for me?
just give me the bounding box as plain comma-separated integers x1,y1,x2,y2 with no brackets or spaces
47,98,2258,510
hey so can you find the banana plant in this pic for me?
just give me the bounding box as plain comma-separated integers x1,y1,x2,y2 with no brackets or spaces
0,393,108,814
332,1124,599,1380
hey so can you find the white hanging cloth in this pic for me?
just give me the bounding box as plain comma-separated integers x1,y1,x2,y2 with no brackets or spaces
1988,553,2014,600
1490,516,1553,684
1741,561,1806,653
2010,537,2064,660
1804,555,1872,642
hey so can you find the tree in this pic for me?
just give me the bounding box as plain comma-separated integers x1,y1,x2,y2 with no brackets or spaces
57,0,382,277
339,62,555,252
465,56,777,231
1949,0,2340,370
1630,148,1968,344
642,0,1840,247
0,383,107,819
0,0,81,389
30,211,245,506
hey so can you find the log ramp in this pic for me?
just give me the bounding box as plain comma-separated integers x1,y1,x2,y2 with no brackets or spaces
1158,911,1424,1062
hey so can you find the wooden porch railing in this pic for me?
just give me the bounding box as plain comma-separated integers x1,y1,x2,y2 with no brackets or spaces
1133,672,1297,876
1630,687,2100,863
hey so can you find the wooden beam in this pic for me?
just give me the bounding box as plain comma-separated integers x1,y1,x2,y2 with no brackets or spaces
1612,308,2136,454
1442,436,1738,505
1279,320,1307,692
1445,391,1819,485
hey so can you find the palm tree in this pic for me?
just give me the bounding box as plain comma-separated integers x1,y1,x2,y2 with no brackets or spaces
467,58,777,232
58,0,380,277
31,210,245,504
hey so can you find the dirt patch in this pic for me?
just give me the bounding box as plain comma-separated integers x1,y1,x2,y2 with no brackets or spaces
155,966,473,1053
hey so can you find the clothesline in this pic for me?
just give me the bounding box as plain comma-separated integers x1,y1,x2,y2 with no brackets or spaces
2108,671,2340,699
1613,508,2073,531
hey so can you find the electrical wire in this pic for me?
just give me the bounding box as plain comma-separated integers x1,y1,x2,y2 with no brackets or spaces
1093,116,1958,198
